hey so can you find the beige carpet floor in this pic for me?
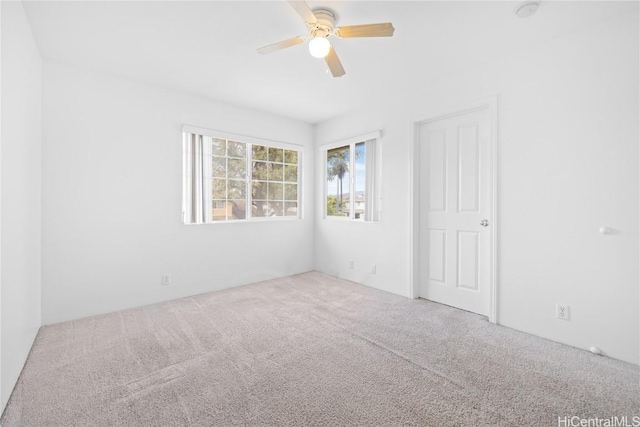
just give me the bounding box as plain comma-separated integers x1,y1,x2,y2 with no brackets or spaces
2,271,639,426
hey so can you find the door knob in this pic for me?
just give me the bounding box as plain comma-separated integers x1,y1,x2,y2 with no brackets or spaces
480,219,489,227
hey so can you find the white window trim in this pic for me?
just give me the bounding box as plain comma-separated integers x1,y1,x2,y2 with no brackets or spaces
320,131,381,152
182,126,302,152
182,126,304,224
319,130,382,222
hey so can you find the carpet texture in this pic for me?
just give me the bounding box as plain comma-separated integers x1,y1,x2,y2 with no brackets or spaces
2,272,638,426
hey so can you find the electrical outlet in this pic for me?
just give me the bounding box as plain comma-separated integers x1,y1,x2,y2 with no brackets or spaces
162,274,171,286
349,261,354,270
556,304,570,320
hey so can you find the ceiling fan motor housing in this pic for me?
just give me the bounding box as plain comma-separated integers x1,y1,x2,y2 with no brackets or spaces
310,8,336,38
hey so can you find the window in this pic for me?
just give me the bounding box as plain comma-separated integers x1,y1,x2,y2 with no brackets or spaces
323,132,381,221
251,145,299,218
183,128,301,224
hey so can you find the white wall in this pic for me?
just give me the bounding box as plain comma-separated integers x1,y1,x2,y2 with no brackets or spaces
41,62,314,324
315,12,639,364
0,1,43,411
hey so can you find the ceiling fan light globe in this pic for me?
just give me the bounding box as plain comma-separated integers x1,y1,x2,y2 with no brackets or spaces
309,37,331,58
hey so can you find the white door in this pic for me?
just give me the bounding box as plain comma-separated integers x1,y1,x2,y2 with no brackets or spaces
418,107,492,316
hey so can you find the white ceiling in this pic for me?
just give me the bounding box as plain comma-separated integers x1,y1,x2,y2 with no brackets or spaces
23,1,634,124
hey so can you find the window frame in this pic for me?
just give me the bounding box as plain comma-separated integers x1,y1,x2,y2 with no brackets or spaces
182,126,303,224
320,131,381,222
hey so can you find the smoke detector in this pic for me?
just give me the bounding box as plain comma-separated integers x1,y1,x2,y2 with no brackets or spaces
515,1,539,18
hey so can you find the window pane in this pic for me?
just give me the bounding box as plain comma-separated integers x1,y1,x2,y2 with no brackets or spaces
284,165,297,182
212,157,226,178
284,150,298,164
285,202,298,216
252,144,268,161
252,181,267,200
228,179,246,199
270,163,283,181
212,179,226,199
228,141,246,158
212,139,226,157
229,200,246,220
212,200,227,221
284,183,297,201
252,161,268,180
268,182,283,200
228,158,246,179
326,145,350,217
354,142,366,221
269,147,284,163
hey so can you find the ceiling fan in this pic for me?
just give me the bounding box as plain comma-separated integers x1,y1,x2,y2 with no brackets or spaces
257,0,395,77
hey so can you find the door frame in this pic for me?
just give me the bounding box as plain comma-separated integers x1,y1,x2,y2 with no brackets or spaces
409,95,499,324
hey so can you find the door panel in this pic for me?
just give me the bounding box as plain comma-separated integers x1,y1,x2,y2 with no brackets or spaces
428,129,447,211
428,229,446,283
419,108,491,316
457,124,480,213
457,231,479,291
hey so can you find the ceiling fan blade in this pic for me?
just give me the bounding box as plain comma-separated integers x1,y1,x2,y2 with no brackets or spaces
257,36,306,55
335,23,395,38
325,47,345,78
288,0,318,24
